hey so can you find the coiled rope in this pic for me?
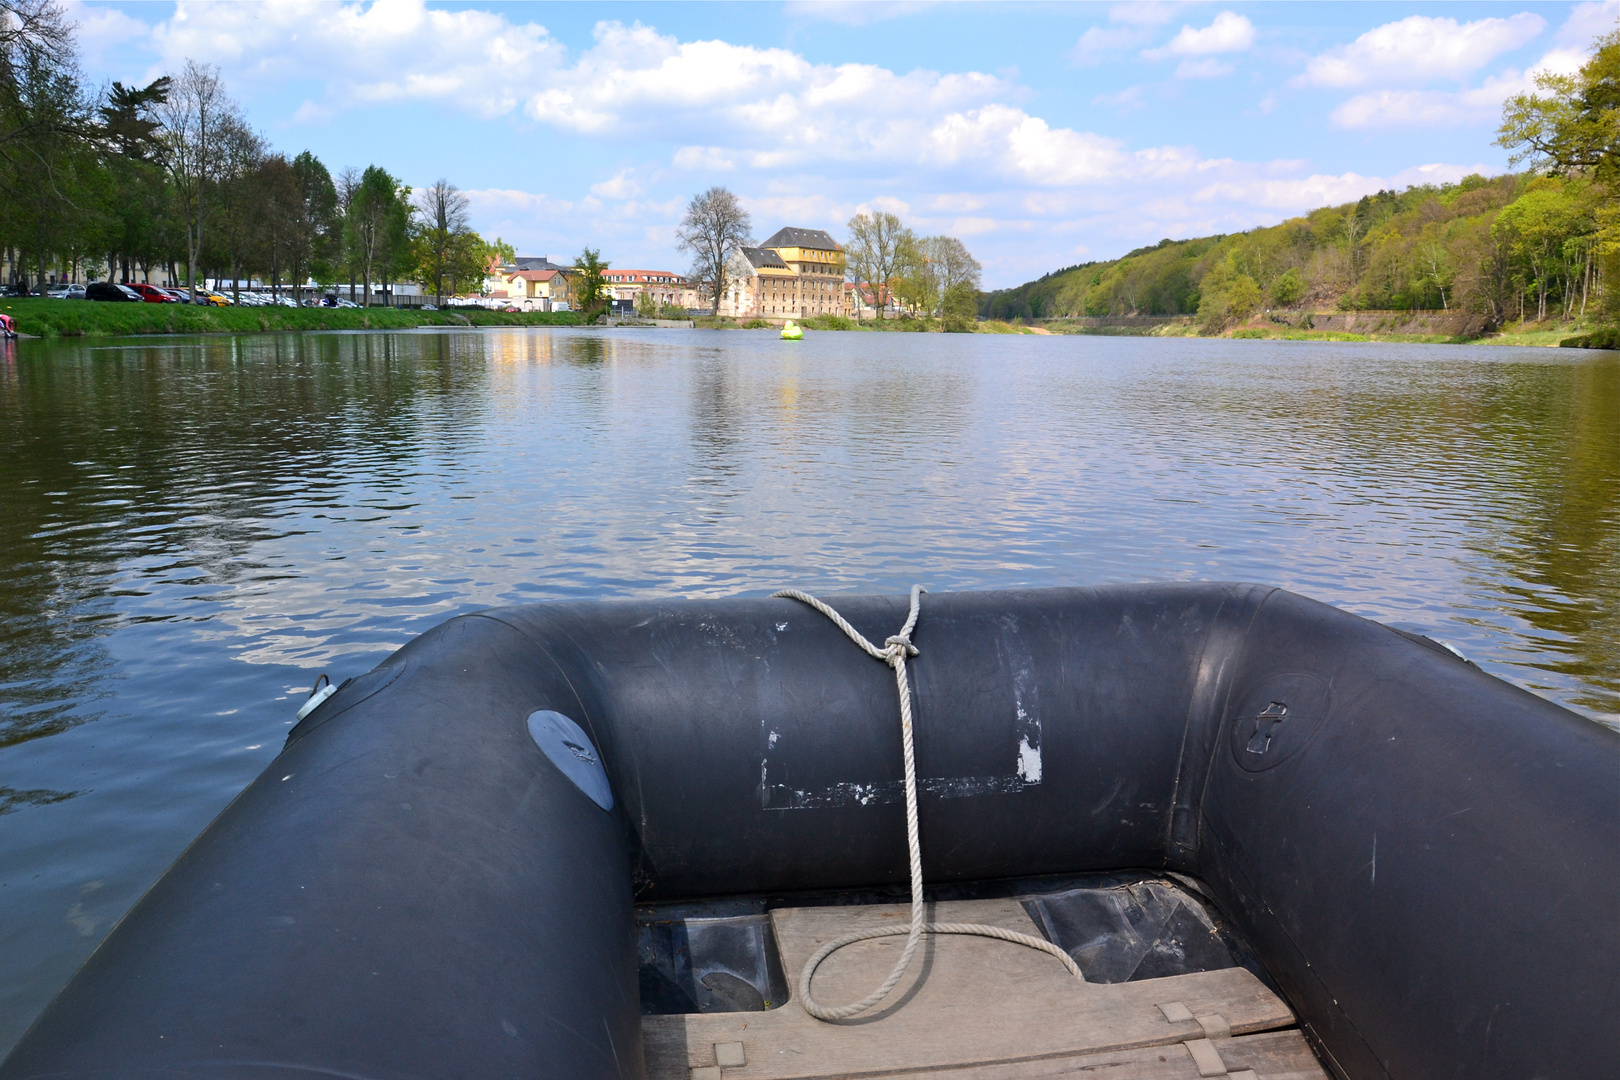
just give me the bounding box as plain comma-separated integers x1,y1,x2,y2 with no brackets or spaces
771,585,1084,1022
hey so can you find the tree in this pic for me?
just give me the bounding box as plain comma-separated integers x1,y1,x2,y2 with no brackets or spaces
573,246,609,318
414,178,471,305
1497,30,1620,181
97,77,170,283
931,235,982,296
289,150,337,299
156,60,247,301
346,164,408,306
844,210,908,320
941,282,978,332
676,186,751,315
1271,268,1305,307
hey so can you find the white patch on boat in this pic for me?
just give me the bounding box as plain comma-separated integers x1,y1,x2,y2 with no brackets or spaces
767,730,780,749
1017,735,1043,783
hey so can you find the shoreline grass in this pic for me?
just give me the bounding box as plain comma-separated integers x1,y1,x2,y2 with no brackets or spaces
2,298,582,339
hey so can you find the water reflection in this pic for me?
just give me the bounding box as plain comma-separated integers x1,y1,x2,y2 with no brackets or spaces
0,327,1615,1055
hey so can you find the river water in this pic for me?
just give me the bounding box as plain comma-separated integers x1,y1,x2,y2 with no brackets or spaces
0,327,1615,1050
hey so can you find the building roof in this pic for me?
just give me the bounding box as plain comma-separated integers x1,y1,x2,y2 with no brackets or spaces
603,270,689,284
741,247,790,270
512,256,570,273
511,269,561,282
761,227,841,251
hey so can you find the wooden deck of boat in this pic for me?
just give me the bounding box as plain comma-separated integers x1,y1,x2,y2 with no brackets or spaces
643,898,1330,1080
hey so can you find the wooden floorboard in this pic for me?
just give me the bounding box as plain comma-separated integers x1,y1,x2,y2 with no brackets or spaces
643,899,1323,1080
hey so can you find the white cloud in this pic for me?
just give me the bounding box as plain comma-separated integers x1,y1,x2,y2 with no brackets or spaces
1555,1,1620,45
1071,24,1150,65
781,1,935,27
1108,2,1185,27
1298,14,1545,88
673,146,736,171
1329,46,1585,129
1093,84,1148,111
590,170,642,199
148,0,563,117
61,0,152,70
1144,12,1255,59
1175,58,1234,79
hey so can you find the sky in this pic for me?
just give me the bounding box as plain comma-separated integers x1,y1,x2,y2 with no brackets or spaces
63,0,1620,289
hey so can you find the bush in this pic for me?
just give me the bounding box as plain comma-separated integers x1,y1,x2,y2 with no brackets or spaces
942,282,978,333
802,314,855,331
1271,269,1305,307
1560,326,1620,349
0,298,582,338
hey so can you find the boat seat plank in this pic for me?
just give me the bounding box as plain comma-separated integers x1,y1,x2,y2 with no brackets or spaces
643,899,1306,1080
842,1030,1330,1080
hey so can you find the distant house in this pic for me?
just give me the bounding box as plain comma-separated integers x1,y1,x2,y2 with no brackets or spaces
718,227,847,319
601,270,697,312
485,256,574,310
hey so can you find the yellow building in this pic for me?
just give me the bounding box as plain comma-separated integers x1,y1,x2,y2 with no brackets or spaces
484,257,574,311
718,227,847,319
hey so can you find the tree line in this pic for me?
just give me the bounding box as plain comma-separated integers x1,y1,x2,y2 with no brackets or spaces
984,21,1620,333
0,1,504,305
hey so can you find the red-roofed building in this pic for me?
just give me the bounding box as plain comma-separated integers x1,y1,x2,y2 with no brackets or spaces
601,270,697,312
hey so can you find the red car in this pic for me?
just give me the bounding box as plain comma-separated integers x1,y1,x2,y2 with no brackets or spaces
125,283,178,303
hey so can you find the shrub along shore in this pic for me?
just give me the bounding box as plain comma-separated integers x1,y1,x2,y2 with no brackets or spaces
2,299,582,339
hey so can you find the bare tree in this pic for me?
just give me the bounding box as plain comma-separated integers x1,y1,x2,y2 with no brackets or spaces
845,210,907,320
156,60,245,302
676,186,751,315
415,178,469,305
930,235,982,294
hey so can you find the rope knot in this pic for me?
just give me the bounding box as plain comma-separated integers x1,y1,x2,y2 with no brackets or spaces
883,635,919,665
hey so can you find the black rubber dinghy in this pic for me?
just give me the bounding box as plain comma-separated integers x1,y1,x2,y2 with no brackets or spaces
2,584,1615,1080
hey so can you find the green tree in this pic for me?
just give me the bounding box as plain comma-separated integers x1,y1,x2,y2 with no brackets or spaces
573,247,609,318
1497,30,1620,182
289,150,337,298
1271,268,1305,307
346,164,409,306
941,281,978,332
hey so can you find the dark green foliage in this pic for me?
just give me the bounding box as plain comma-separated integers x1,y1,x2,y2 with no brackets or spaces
0,297,580,337
941,281,977,332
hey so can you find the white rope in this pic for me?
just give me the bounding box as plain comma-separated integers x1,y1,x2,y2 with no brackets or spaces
771,586,1084,1022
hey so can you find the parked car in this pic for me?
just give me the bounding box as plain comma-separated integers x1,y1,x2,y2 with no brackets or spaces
159,288,192,303
420,304,437,311
46,283,86,300
125,283,177,304
198,290,232,306
86,282,142,302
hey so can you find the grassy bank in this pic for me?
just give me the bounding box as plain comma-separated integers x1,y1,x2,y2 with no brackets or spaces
2,298,583,338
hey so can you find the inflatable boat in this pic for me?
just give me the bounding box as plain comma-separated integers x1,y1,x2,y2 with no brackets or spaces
2,584,1615,1080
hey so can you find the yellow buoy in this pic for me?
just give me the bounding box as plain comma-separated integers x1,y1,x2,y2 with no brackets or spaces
781,320,803,340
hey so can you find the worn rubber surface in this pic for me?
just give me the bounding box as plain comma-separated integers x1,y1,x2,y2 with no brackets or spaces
3,585,1615,1080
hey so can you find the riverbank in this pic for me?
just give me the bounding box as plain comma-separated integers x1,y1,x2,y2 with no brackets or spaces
692,314,1046,334
0,298,582,338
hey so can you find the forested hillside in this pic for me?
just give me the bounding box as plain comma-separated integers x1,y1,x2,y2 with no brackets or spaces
981,172,1602,332
984,25,1620,336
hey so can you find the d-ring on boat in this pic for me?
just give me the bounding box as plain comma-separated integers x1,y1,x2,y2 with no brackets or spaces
2,584,1615,1080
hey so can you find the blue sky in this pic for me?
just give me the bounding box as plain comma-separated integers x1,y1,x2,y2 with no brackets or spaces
66,1,1618,288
